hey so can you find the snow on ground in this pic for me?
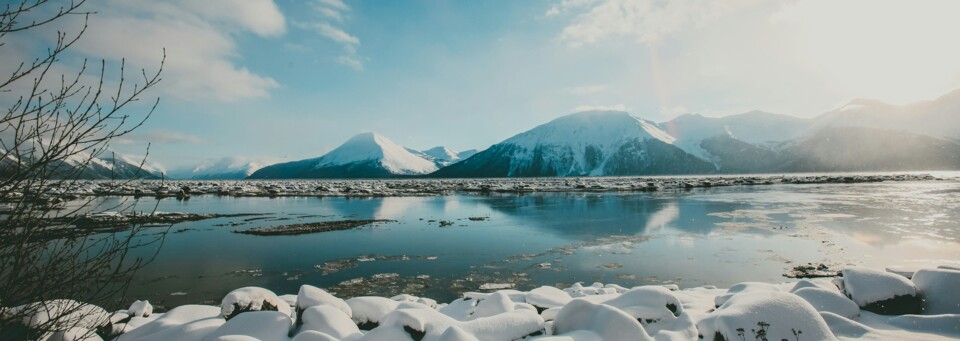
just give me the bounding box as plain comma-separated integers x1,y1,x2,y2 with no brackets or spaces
12,266,960,340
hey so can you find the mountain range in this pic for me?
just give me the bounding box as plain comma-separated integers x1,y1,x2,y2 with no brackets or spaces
26,90,960,179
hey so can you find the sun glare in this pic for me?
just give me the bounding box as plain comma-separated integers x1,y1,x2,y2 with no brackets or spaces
775,0,960,104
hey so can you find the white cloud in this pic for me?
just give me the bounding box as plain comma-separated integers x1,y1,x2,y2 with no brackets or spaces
298,0,364,71
316,0,350,11
337,55,364,71
573,104,628,112
297,22,360,45
315,7,345,22
43,0,286,102
557,0,757,47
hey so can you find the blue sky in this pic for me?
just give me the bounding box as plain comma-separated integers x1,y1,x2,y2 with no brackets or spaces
4,0,960,171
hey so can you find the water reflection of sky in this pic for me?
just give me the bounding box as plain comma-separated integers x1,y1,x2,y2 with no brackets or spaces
89,180,960,308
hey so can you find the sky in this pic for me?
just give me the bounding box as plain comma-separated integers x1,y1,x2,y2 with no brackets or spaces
4,0,960,171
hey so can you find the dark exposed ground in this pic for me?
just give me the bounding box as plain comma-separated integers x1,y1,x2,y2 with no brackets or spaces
233,219,396,236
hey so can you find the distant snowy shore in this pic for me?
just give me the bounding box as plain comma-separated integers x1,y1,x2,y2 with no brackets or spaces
8,265,959,340
16,173,942,200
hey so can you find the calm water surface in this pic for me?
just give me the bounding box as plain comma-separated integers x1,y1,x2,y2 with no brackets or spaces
90,179,960,309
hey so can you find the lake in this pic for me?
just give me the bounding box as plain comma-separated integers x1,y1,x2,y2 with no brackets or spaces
89,178,960,310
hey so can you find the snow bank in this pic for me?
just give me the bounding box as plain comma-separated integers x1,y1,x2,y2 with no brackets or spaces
298,305,361,339
697,291,836,341
713,282,781,307
526,286,572,310
346,296,400,325
296,285,352,319
201,311,291,341
841,266,920,314
3,299,111,331
792,287,860,319
128,300,153,318
887,314,960,338
551,299,652,341
911,267,960,314
116,305,224,341
220,287,292,320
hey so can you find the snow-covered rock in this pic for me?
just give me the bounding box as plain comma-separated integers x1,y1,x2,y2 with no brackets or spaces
298,305,361,339
792,287,860,319
128,300,153,318
346,296,401,326
4,299,111,331
526,286,573,310
116,305,224,341
291,330,340,341
841,266,921,314
551,299,652,341
201,311,291,341
296,285,352,321
713,282,782,307
911,267,960,314
697,291,836,341
220,287,292,320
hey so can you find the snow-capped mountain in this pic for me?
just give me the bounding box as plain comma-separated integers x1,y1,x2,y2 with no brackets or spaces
248,132,438,179
0,148,164,180
813,89,960,141
457,149,478,159
433,111,714,177
411,146,477,167
170,157,265,180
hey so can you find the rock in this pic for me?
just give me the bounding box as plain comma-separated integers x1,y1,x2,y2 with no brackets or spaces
698,291,836,341
841,267,921,315
912,267,960,314
220,287,292,320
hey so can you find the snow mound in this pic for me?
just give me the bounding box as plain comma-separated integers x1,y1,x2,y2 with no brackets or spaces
296,285,352,320
379,307,543,341
887,314,960,338
818,312,873,339
116,305,224,341
128,300,153,318
841,266,920,314
291,330,340,341
201,311,291,341
318,133,438,175
298,305,361,339
713,282,782,307
912,267,960,314
697,291,836,341
526,286,573,309
792,287,860,319
4,299,111,331
220,287,292,320
346,296,400,325
551,299,652,341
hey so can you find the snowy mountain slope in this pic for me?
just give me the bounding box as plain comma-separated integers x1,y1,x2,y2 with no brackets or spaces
170,157,265,180
248,133,437,179
0,147,163,180
660,111,812,162
457,149,478,159
432,111,714,177
814,89,960,140
423,146,459,163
